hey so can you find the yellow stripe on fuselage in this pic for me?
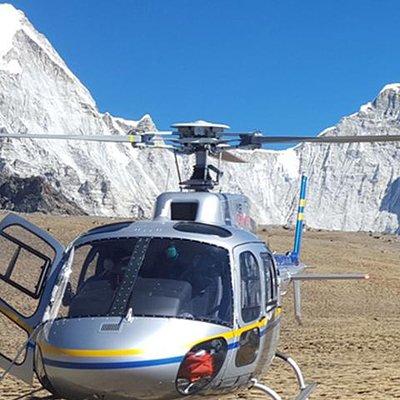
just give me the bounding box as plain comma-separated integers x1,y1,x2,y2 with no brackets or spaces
190,306,282,347
39,342,144,358
299,199,307,207
274,307,282,318
191,318,267,346
297,213,305,221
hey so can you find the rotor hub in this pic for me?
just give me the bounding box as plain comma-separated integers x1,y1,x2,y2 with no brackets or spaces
172,120,230,139
172,121,229,192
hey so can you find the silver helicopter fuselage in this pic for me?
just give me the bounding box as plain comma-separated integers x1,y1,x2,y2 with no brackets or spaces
33,191,282,400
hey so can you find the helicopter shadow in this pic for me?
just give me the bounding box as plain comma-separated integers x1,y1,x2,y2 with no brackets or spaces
379,177,400,234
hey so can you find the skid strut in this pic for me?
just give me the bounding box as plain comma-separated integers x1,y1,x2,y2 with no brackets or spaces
250,379,282,400
249,352,316,400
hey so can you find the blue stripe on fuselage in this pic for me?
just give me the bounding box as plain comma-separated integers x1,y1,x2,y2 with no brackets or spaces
43,355,185,370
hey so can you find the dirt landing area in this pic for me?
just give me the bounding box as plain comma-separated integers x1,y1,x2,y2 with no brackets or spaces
0,213,399,399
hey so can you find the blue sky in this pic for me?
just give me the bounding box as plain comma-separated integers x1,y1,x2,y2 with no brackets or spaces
5,0,400,139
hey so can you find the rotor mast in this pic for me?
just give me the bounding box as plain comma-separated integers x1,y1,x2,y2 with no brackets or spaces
172,121,229,192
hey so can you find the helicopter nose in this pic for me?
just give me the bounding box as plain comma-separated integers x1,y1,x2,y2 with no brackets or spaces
37,317,231,400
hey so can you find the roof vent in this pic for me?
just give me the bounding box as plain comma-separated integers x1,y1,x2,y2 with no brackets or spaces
100,323,120,332
173,222,232,238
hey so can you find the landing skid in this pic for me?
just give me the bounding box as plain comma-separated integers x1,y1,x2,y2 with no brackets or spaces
249,351,316,400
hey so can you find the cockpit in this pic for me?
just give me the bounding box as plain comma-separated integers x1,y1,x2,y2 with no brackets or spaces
59,237,233,327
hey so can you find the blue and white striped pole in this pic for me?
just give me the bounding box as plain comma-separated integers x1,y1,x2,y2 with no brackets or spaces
292,174,308,262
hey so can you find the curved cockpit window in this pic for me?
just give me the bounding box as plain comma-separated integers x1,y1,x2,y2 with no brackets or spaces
58,238,233,326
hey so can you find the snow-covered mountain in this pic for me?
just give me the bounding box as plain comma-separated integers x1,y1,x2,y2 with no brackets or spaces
0,3,175,218
0,3,399,233
225,84,400,233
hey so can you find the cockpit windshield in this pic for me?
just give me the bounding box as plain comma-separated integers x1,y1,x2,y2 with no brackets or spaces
58,237,233,326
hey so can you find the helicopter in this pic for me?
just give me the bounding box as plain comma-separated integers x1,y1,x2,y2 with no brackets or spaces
0,120,398,400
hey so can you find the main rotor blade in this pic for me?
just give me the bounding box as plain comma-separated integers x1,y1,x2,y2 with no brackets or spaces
210,151,247,163
0,132,173,143
240,134,400,146
4,131,399,149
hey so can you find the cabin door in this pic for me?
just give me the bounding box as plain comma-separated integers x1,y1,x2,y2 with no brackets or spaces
0,214,64,384
228,243,266,383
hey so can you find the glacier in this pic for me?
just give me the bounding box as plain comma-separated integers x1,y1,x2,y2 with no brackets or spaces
0,3,399,233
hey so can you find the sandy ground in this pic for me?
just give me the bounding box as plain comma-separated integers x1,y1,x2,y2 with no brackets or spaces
0,213,399,399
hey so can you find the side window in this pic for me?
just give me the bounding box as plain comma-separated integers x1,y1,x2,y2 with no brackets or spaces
239,251,261,323
261,252,277,310
0,224,55,317
235,327,260,367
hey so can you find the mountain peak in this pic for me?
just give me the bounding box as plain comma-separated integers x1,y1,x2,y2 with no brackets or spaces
137,114,156,131
0,3,27,58
379,83,400,94
0,3,98,106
